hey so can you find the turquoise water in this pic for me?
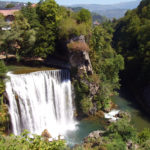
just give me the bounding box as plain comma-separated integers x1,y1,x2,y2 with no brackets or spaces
6,66,150,144
67,89,150,146
65,118,104,146
112,90,150,131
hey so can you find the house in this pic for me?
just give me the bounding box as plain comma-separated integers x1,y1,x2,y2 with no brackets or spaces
0,9,19,23
93,21,100,26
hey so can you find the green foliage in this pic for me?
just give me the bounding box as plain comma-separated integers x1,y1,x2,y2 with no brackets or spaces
5,3,15,8
58,7,92,41
0,60,7,78
0,61,9,134
0,130,67,150
76,9,91,24
0,1,92,58
0,14,7,49
105,138,126,150
58,18,89,40
106,118,137,142
35,0,59,58
92,12,108,24
80,97,93,115
74,80,92,116
138,128,150,144
0,11,36,58
90,25,124,111
21,2,40,30
113,0,150,90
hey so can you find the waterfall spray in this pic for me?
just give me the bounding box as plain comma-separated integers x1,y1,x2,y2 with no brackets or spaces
6,70,77,138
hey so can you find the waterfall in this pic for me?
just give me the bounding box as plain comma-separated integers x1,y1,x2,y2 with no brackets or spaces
6,70,77,138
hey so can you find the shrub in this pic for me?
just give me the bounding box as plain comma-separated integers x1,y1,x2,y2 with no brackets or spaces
67,41,90,52
80,97,93,115
138,128,150,144
0,130,67,150
105,138,126,150
106,118,137,141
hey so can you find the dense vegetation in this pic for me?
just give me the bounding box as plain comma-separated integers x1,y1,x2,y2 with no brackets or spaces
0,130,66,150
0,0,150,149
90,23,124,112
113,0,150,112
0,61,9,135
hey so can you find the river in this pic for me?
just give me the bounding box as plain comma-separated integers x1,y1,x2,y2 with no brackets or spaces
6,66,150,146
112,89,150,131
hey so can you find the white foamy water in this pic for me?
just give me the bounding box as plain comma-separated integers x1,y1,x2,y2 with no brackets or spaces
6,70,77,138
104,109,120,121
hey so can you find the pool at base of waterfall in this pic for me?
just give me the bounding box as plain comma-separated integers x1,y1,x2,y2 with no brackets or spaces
5,67,150,147
65,118,104,146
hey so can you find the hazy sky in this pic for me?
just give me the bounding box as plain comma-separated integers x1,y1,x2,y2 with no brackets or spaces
1,0,137,5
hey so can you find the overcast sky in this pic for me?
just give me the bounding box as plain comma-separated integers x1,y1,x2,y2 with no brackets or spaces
1,0,138,5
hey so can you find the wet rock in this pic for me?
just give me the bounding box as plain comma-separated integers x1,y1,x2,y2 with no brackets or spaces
89,82,99,95
127,140,133,149
116,111,131,121
104,109,120,123
3,91,10,105
85,130,105,140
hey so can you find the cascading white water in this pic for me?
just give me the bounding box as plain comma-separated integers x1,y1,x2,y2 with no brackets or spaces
6,70,77,138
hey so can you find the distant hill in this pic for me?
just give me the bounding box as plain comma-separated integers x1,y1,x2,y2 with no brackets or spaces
70,0,141,19
0,1,26,9
68,7,107,23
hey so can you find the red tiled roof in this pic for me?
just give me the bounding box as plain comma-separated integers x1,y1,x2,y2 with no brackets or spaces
0,9,19,16
32,4,37,8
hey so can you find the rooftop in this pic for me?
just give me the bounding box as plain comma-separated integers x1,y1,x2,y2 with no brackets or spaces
0,9,19,16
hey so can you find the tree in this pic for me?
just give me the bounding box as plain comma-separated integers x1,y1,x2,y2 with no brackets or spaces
90,25,124,111
21,2,40,31
0,14,7,52
5,3,15,8
107,118,136,141
35,0,59,58
1,12,36,59
76,8,92,24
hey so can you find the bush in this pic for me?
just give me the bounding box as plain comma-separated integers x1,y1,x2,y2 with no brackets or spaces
76,9,91,24
138,128,150,144
106,139,126,150
59,18,91,40
80,97,93,115
0,130,67,150
0,60,7,78
106,118,137,141
67,41,90,52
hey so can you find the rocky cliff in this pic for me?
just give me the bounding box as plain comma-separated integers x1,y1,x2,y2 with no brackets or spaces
67,35,101,117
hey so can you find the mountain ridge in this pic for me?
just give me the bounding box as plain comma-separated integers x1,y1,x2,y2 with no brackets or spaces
69,0,141,19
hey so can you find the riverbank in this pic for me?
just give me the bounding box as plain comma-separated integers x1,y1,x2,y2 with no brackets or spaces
112,88,150,131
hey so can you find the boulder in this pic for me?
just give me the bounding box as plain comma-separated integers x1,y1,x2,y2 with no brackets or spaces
85,130,105,140
116,111,131,121
41,129,52,139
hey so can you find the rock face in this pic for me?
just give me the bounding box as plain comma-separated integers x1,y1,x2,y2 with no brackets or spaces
68,35,93,76
68,35,101,116
84,130,105,143
69,50,93,76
